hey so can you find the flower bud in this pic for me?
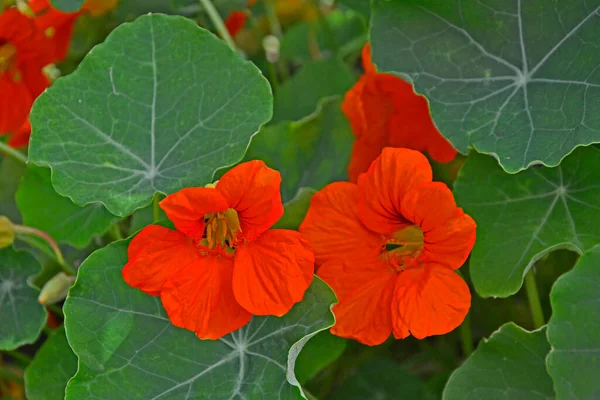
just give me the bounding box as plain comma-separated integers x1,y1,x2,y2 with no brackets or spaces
0,216,15,248
38,272,76,305
263,35,280,63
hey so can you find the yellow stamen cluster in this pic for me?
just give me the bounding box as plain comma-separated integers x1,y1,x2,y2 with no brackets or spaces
382,225,424,271
204,208,241,250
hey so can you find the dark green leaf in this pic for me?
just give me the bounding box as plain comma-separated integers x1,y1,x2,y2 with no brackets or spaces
24,326,78,400
454,146,600,297
0,156,25,223
272,60,354,123
338,0,370,21
17,165,118,248
443,323,553,400
370,0,600,173
328,357,428,400
547,246,600,399
295,331,346,384
50,0,84,12
273,188,316,230
30,14,272,217
0,247,46,350
247,97,354,202
64,240,336,399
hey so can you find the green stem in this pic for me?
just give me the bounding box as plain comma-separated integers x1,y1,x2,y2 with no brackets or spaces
459,312,473,357
14,225,76,275
525,268,545,329
5,351,32,366
0,365,23,385
199,0,237,51
0,141,27,164
268,62,279,91
264,0,282,38
152,194,161,223
109,223,123,241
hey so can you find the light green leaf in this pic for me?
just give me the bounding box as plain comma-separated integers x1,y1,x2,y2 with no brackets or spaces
29,14,272,217
547,246,600,399
295,331,346,384
370,0,600,173
247,97,354,202
454,146,600,297
0,248,47,350
273,188,316,230
24,326,78,400
443,323,553,400
17,165,118,248
50,0,84,12
328,357,428,400
272,60,354,123
64,240,336,399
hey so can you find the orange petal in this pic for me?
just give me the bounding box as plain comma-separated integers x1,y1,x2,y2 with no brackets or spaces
329,272,396,346
7,118,31,149
224,10,247,37
361,43,377,74
357,148,432,234
232,230,314,316
392,263,470,339
160,255,251,339
0,74,33,134
299,182,382,267
401,182,476,269
123,226,197,296
217,160,283,240
159,187,229,239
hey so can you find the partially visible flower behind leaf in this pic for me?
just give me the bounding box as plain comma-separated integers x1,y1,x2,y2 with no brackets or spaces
343,44,457,182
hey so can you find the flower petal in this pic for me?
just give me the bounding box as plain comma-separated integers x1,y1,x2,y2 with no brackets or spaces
160,255,251,339
0,74,33,134
328,272,397,346
361,43,377,74
123,226,197,296
159,187,229,239
217,160,283,240
392,263,470,339
401,182,476,269
232,230,314,316
299,182,382,266
357,147,432,234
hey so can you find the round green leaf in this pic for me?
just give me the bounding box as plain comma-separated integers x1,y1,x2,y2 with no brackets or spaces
370,0,600,173
29,14,273,217
246,97,354,202
50,0,84,12
443,323,553,400
454,146,600,297
0,248,47,350
294,331,346,385
24,326,78,400
17,165,118,248
547,246,600,399
64,240,336,399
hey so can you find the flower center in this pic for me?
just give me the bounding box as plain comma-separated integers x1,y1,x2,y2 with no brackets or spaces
202,208,241,250
0,41,17,73
382,225,424,272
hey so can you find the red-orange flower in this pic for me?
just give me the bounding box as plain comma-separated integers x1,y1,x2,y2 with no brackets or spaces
342,44,457,182
27,0,118,62
0,8,52,136
225,11,248,37
123,161,314,339
299,148,475,345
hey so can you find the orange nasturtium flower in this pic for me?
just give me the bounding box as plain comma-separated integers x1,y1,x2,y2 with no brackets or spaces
342,44,458,182
0,9,52,136
27,0,119,62
299,148,476,346
123,161,315,339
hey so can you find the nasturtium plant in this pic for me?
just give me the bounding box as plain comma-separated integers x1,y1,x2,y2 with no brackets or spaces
29,14,272,217
3,1,600,398
0,248,46,350
64,241,336,399
547,247,600,399
370,0,600,172
455,146,600,297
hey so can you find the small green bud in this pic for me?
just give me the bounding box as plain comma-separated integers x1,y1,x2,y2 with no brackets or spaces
0,216,15,248
38,272,76,305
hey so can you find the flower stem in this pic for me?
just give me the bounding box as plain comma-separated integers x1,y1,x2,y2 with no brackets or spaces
525,268,545,329
0,141,27,164
13,225,75,275
109,223,123,241
0,365,23,385
199,0,237,51
152,194,160,223
6,350,32,366
459,312,473,357
264,0,282,38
